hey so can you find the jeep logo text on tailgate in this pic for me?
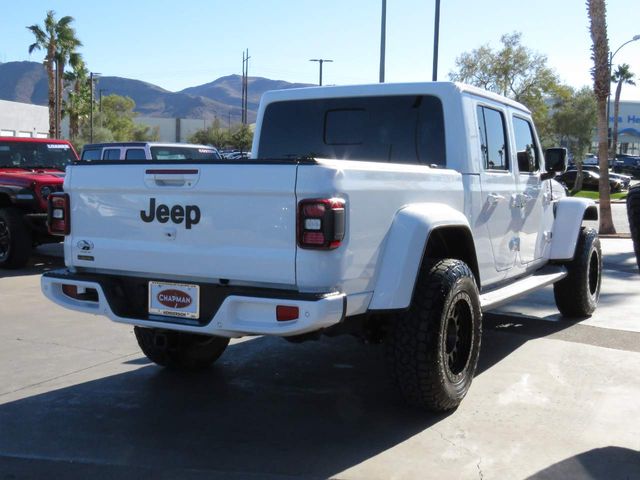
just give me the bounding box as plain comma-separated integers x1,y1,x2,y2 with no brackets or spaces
140,198,201,229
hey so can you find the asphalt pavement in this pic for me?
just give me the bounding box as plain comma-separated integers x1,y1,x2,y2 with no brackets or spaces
0,239,639,479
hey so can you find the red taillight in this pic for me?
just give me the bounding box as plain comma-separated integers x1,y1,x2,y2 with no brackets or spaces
276,305,299,321
297,198,345,250
48,193,70,235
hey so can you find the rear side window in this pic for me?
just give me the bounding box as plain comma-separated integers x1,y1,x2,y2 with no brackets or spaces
103,148,121,160
477,106,508,171
512,116,540,173
81,148,101,161
125,148,147,160
258,95,446,166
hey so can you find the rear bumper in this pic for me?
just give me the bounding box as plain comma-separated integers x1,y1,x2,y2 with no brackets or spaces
41,269,346,338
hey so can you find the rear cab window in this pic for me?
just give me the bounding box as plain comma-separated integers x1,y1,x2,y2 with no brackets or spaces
258,95,446,166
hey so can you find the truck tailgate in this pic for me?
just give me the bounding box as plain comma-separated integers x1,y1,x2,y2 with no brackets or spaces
65,163,298,286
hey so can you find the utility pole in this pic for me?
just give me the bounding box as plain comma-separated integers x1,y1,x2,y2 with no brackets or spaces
379,0,386,83
432,0,441,81
309,59,333,86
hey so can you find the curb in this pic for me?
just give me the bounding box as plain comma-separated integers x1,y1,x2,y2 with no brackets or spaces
599,234,631,239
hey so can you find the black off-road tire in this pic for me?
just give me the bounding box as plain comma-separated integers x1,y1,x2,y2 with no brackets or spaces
0,207,32,269
387,259,482,412
553,228,602,317
627,186,640,272
134,327,229,370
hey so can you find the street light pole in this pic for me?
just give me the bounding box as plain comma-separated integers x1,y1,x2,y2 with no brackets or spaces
309,59,333,86
89,72,100,143
607,34,640,154
379,0,386,83
432,0,441,81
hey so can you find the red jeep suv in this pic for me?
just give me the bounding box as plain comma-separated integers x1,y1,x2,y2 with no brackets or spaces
0,137,78,268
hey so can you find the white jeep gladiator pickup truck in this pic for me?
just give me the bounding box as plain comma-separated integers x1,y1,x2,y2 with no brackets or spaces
42,82,601,411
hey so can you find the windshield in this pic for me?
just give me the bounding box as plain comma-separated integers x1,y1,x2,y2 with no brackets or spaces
150,146,221,161
0,141,76,170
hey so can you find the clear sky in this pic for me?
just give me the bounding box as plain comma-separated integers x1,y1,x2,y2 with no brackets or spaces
1,0,639,100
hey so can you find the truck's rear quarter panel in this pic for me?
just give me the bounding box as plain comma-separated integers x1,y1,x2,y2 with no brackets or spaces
296,159,465,300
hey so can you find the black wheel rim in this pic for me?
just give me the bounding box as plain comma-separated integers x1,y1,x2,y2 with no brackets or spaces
443,292,474,382
588,249,600,297
0,218,9,261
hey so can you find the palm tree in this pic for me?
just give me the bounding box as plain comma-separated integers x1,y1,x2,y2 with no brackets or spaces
587,0,615,234
55,29,82,138
27,11,57,138
63,57,89,142
27,11,81,139
610,64,636,156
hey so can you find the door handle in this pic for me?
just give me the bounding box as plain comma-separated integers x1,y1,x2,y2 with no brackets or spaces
487,193,505,205
518,193,532,208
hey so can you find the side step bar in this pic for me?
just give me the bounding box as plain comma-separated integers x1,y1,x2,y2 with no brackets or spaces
480,265,567,312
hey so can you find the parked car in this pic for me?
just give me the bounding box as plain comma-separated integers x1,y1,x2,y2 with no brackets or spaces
80,142,222,161
557,169,624,192
0,136,78,268
583,153,598,165
613,154,640,179
225,151,251,160
581,165,631,190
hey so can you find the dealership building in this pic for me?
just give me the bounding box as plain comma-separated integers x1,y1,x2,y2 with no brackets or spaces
606,100,640,156
0,99,48,138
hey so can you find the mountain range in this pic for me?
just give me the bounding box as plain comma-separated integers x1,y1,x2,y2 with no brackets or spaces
0,61,312,124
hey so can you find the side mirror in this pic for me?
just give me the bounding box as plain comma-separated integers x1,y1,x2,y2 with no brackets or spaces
542,148,568,180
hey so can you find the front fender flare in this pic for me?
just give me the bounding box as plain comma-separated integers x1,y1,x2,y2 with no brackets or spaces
550,197,598,261
369,203,472,311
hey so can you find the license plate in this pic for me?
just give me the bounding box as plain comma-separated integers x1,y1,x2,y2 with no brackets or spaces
148,281,200,319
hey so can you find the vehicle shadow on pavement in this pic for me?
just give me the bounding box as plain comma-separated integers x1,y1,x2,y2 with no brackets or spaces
0,335,452,479
526,446,640,479
0,248,64,279
603,250,639,274
477,313,574,376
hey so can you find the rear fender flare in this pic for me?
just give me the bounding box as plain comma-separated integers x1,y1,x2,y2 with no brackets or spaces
550,197,598,261
369,203,473,310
